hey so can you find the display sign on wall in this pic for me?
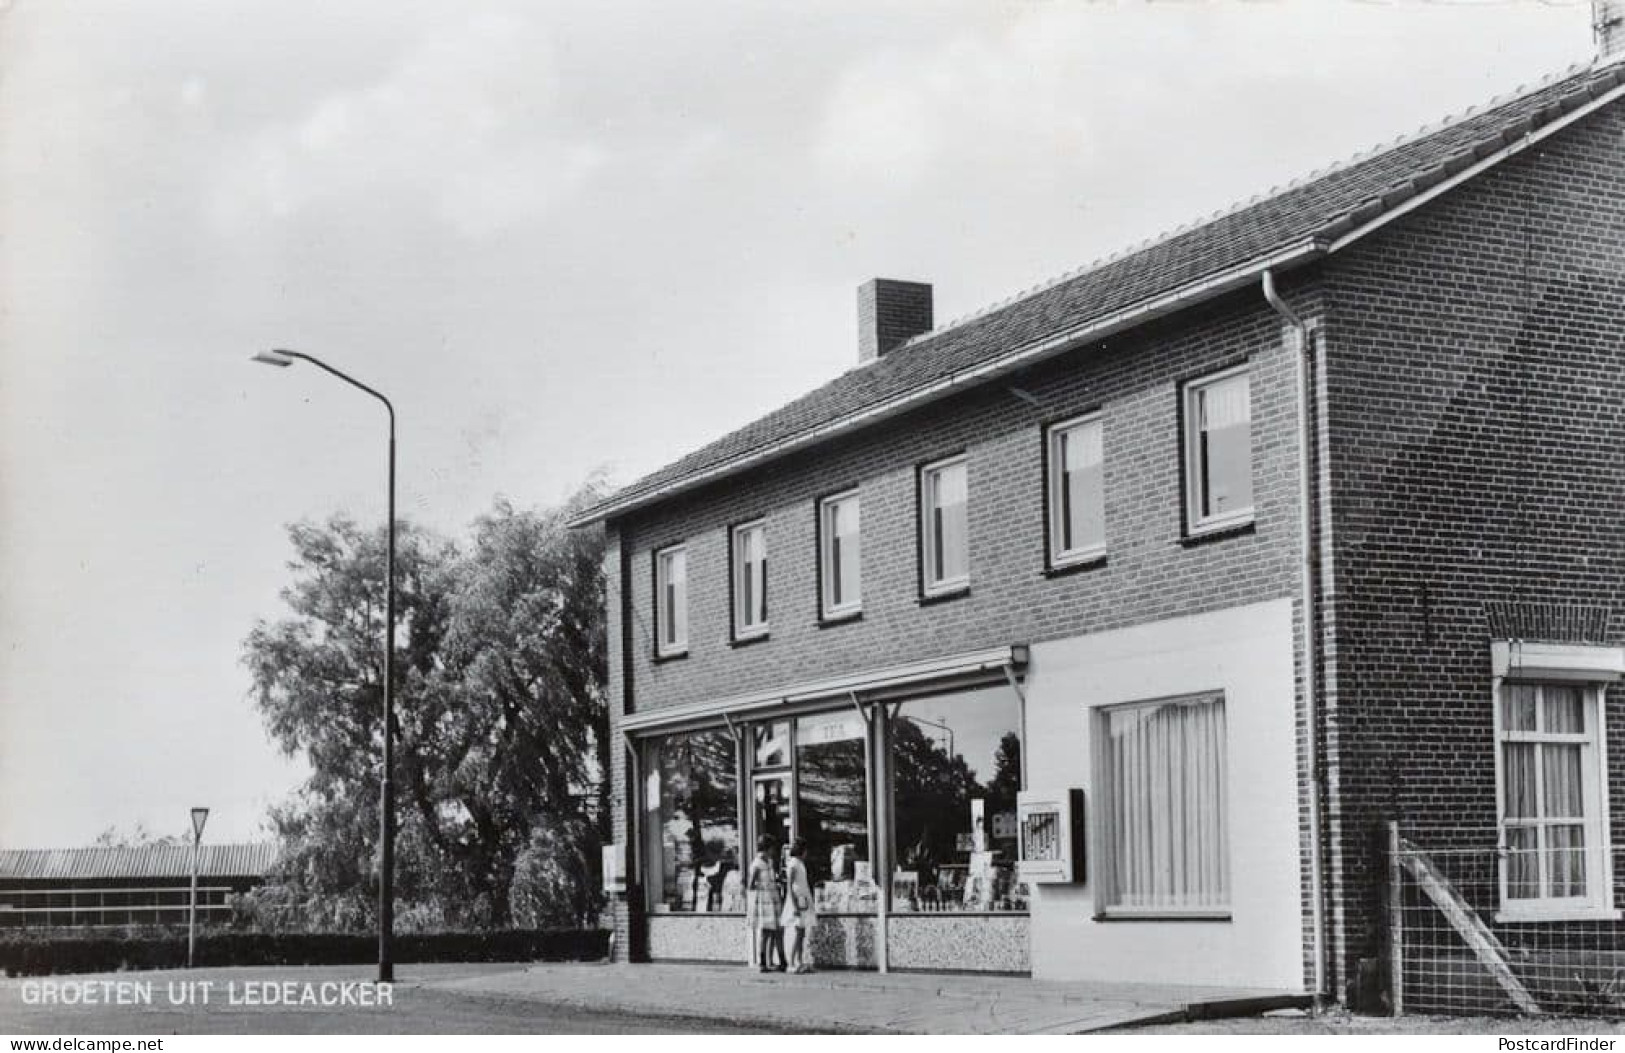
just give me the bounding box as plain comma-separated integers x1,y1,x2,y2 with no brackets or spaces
1016,789,1085,883
602,844,625,895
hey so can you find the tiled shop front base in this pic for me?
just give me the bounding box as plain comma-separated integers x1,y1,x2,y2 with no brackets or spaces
888,914,1030,973
647,913,749,962
646,912,1029,973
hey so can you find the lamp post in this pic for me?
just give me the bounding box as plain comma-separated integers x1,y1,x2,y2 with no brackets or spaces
252,348,397,983
188,807,209,968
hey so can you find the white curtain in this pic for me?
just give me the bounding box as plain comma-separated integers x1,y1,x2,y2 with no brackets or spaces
1199,375,1250,429
1502,684,1591,901
1060,423,1104,551
932,463,967,582
662,550,687,647
738,527,767,625
829,498,860,607
1104,699,1228,911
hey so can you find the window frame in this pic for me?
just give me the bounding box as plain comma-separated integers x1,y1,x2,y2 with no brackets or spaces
1092,691,1231,921
1044,412,1107,569
918,454,970,599
1180,363,1254,537
1492,678,1616,921
730,518,770,641
817,488,863,621
653,543,688,658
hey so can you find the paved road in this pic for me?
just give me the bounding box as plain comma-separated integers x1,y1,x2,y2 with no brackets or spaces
0,964,775,1035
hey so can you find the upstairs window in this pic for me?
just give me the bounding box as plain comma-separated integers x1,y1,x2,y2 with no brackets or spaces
919,455,969,597
1046,414,1105,567
819,490,862,619
1182,366,1253,535
654,544,688,656
731,519,768,639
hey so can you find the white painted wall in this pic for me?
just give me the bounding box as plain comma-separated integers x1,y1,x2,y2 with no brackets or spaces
1026,598,1306,990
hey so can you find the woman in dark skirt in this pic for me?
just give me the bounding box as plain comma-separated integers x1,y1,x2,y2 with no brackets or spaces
746,835,784,971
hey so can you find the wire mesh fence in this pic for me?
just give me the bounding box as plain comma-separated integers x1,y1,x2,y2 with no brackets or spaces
1392,829,1625,1018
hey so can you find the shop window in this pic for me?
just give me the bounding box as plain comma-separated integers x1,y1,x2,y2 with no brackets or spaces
651,728,742,912
1497,682,1611,918
794,710,871,910
754,720,791,769
889,686,1025,912
1182,366,1252,535
654,544,687,657
1095,694,1229,916
919,455,968,596
818,490,862,619
731,520,769,639
1046,414,1105,567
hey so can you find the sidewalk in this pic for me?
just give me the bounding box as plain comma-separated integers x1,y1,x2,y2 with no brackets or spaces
438,961,1306,1034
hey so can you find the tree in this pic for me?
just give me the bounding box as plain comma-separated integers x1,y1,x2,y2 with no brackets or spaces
93,823,186,848
244,515,459,927
985,731,1023,815
243,484,608,930
889,715,982,883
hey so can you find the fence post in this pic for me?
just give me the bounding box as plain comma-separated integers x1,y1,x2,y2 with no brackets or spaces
1388,820,1404,1017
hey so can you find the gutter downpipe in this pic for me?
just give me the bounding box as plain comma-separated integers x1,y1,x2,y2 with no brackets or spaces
1263,268,1329,1005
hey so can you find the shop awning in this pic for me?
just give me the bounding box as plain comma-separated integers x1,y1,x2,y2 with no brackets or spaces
619,643,1028,736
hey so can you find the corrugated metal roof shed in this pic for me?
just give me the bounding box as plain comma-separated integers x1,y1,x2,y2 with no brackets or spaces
0,844,279,882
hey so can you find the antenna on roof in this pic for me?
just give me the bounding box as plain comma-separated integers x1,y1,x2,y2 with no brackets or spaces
1597,0,1625,63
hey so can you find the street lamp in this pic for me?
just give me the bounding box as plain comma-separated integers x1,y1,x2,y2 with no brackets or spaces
188,807,209,968
252,347,397,983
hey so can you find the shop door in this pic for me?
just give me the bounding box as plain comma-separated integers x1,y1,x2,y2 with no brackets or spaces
754,772,793,849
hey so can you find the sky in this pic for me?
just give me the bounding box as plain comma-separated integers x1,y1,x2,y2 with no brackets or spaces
0,0,1601,848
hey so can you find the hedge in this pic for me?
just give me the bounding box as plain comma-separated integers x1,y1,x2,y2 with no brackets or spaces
0,929,608,977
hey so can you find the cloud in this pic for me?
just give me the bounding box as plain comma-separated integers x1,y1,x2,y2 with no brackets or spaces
211,11,604,238
814,7,1110,188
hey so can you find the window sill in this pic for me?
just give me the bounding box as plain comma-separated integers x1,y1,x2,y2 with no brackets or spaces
1494,907,1622,924
919,584,970,607
652,649,689,664
1044,553,1107,578
1179,518,1256,548
817,610,863,629
729,631,770,649
1094,909,1232,923
888,909,1030,917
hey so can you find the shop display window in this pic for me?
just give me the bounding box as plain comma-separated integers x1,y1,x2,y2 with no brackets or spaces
653,728,742,912
794,710,872,911
889,686,1027,912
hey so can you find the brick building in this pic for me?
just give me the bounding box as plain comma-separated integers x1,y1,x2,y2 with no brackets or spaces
572,54,1625,1004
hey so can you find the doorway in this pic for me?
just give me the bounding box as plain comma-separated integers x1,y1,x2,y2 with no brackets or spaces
753,772,793,851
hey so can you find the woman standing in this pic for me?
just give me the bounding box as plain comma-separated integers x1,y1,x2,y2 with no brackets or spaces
779,838,816,973
745,835,784,972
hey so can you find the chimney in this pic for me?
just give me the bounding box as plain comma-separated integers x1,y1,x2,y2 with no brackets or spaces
858,278,933,363
1598,0,1625,62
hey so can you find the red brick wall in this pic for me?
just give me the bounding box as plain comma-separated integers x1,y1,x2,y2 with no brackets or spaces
1321,99,1625,1003
616,292,1310,710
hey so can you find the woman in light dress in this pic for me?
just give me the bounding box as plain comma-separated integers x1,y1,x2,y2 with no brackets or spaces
746,835,784,972
779,838,816,974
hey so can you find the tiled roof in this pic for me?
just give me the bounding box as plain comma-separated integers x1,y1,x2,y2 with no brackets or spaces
574,61,1625,527
0,844,279,882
